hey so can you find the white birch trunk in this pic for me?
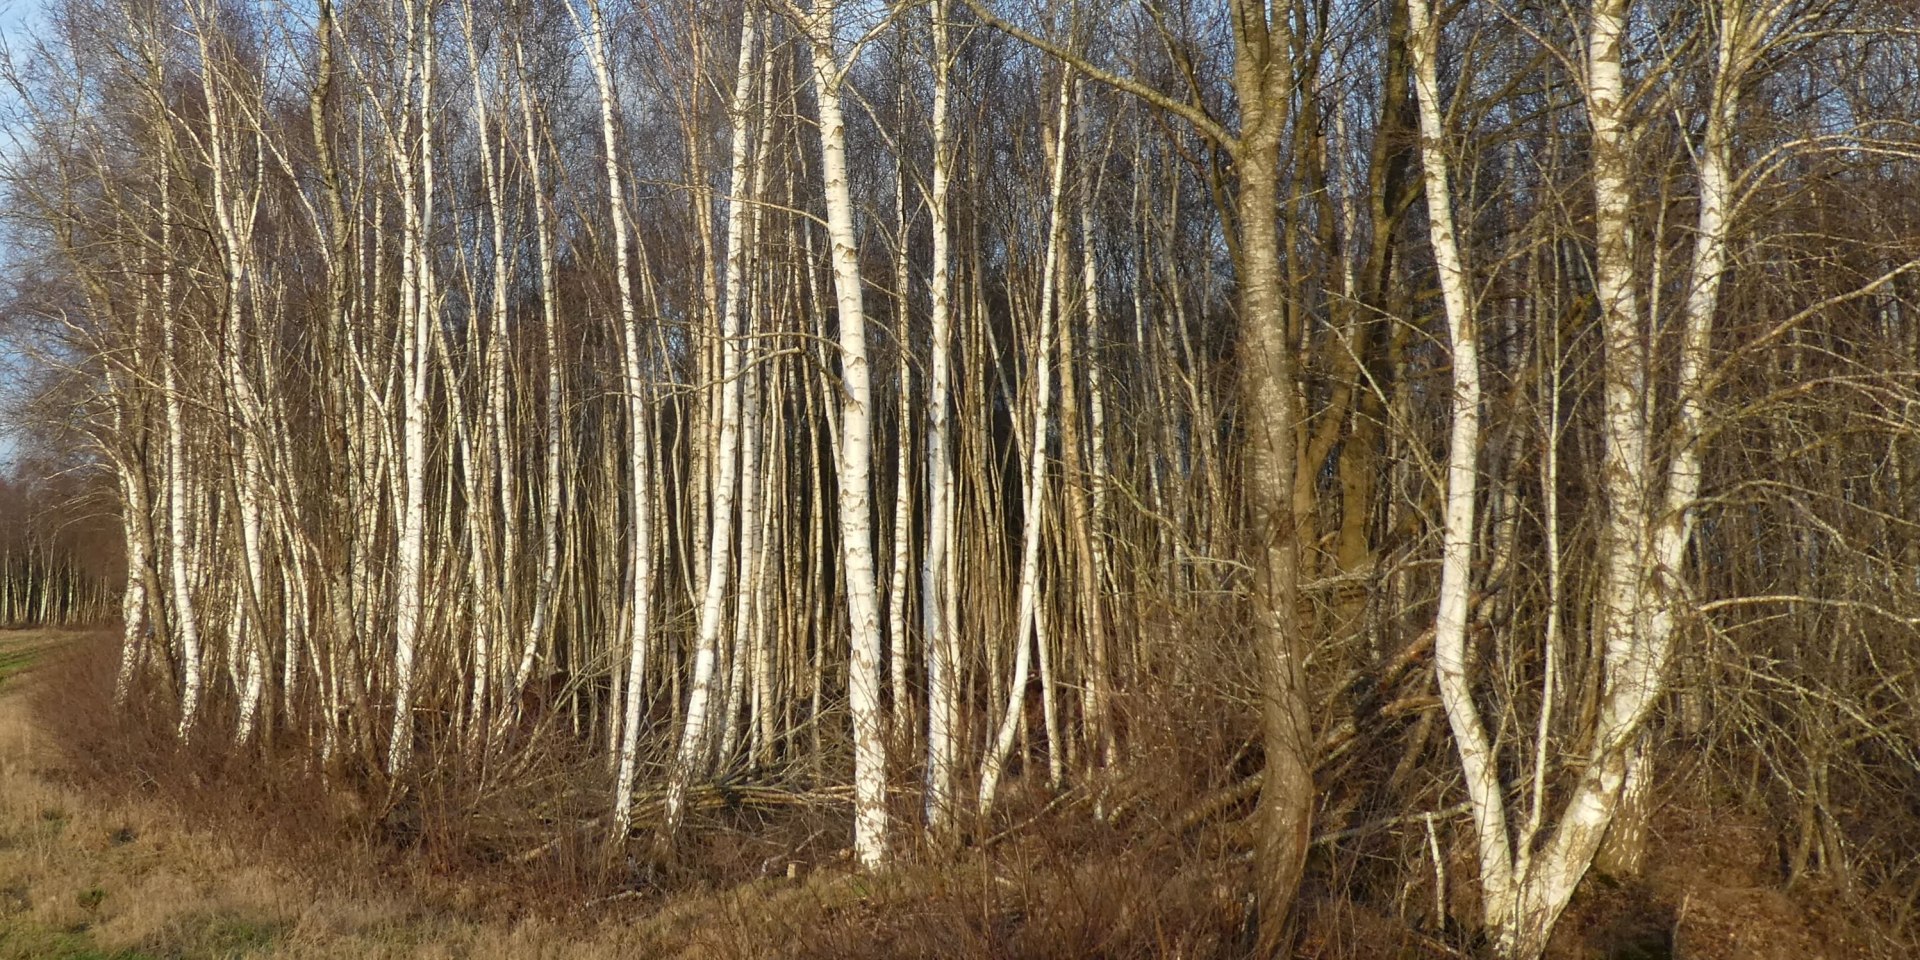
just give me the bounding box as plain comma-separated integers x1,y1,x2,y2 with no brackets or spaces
1411,0,1749,950
510,30,566,712
192,16,271,746
803,0,890,868
387,2,436,775
667,9,758,826
109,359,151,704
1077,157,1115,771
921,0,961,836
157,167,204,740
1407,0,1515,929
979,76,1074,817
572,0,661,841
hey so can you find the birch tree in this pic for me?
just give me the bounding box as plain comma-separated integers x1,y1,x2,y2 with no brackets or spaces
794,0,890,870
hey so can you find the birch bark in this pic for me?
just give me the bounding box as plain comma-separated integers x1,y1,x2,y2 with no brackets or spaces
573,0,661,841
921,0,961,836
1410,0,1750,950
668,11,760,826
386,0,436,776
979,75,1074,817
800,0,890,868
1407,0,1512,928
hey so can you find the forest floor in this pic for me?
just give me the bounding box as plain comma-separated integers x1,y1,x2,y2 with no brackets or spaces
0,628,1906,960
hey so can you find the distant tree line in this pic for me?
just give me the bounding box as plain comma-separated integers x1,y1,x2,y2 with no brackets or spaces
0,457,120,627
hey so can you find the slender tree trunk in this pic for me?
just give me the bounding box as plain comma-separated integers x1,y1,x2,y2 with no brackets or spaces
577,0,663,841
803,0,889,868
668,9,761,827
921,0,962,837
1407,0,1511,930
979,75,1074,817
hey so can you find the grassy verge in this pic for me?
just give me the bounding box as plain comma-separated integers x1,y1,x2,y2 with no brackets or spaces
0,629,65,687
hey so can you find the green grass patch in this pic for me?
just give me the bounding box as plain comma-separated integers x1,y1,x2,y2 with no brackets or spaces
140,912,286,960
0,920,159,960
0,910,283,960
0,631,62,687
0,650,41,686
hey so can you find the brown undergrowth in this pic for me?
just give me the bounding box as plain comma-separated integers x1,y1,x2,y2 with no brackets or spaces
4,629,1915,959
11,630,1277,958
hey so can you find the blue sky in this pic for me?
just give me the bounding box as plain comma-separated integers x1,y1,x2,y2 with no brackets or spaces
0,0,40,57
0,0,44,474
